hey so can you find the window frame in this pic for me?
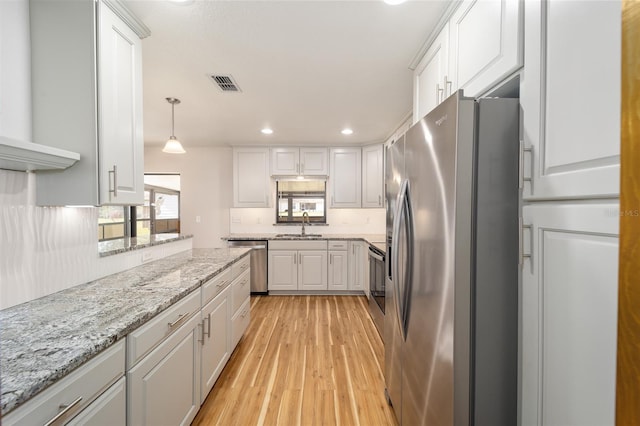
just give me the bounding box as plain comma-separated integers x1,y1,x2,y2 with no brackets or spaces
275,180,327,224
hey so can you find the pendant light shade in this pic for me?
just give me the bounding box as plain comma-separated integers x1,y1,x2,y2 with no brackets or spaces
162,97,186,154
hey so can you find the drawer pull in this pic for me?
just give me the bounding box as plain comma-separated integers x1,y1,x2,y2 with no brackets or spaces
167,313,189,330
216,280,227,288
44,396,83,426
205,313,211,338
241,309,249,318
241,279,248,286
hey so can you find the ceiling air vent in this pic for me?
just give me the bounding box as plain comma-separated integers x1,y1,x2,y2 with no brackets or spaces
208,74,241,92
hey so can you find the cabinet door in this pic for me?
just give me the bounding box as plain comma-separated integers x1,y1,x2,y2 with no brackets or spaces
449,0,522,97
328,250,348,291
413,23,449,124
521,203,618,426
298,250,328,291
348,241,365,291
233,147,271,207
521,0,621,200
300,147,328,176
128,314,201,426
200,288,230,403
268,250,298,290
98,2,144,205
271,147,299,175
67,377,126,426
362,144,384,208
329,148,361,208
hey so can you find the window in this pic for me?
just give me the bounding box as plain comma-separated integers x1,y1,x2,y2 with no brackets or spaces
98,174,181,241
276,180,326,224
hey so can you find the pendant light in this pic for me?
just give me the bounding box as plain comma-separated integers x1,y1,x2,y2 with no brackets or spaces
162,97,186,154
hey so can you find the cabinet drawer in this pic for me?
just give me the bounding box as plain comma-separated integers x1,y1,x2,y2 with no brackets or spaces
67,376,126,426
202,267,232,305
328,240,348,250
269,240,328,250
231,269,251,314
127,290,200,367
231,255,250,281
3,340,125,426
231,298,251,349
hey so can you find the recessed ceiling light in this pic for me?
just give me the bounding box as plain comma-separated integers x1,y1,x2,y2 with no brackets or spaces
341,128,354,135
384,0,407,4
261,128,273,135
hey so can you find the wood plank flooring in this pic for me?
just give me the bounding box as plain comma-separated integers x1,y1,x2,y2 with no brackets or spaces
192,295,398,426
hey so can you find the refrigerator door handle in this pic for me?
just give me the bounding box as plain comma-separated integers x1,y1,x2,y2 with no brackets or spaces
401,181,414,338
392,179,412,341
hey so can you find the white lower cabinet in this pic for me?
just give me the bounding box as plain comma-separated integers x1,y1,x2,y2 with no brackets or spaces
127,311,201,426
67,377,126,426
521,202,619,426
348,241,366,292
328,241,349,291
127,290,202,426
231,298,251,349
200,286,230,404
230,268,251,348
268,240,328,291
3,340,126,426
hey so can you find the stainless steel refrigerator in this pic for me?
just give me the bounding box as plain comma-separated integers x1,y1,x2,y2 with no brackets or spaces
384,91,519,425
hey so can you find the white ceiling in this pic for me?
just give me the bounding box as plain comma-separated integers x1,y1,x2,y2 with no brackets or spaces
124,0,449,149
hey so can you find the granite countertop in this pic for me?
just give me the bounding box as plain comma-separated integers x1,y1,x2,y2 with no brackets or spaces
224,233,386,244
98,233,193,257
0,247,250,415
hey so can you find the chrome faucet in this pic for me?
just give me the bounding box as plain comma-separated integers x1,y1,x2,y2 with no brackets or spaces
301,211,309,236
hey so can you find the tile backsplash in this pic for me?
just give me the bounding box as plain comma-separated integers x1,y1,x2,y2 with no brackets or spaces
0,170,191,309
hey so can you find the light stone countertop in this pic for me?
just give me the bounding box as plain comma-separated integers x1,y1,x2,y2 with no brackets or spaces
98,233,193,257
224,233,386,244
0,247,251,416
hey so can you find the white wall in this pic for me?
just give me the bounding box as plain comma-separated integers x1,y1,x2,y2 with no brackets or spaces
0,170,192,309
229,207,385,235
145,146,233,248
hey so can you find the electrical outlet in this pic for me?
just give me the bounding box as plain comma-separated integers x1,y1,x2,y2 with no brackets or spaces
256,217,262,224
232,216,241,224
195,215,201,223
141,251,153,263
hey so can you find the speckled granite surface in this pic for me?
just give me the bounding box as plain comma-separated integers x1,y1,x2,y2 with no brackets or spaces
224,233,386,243
0,247,250,415
98,233,193,257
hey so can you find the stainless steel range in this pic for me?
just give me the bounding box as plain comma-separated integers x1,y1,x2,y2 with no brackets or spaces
368,243,385,338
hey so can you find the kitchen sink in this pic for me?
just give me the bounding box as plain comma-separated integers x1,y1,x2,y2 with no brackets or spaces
275,233,323,238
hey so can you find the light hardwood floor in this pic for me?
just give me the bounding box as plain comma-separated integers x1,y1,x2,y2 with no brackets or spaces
192,295,398,426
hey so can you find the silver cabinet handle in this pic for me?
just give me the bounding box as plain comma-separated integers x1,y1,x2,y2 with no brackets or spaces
167,312,189,329
519,218,533,273
301,163,305,174
241,278,248,286
241,308,249,318
296,163,299,174
294,253,297,265
299,253,302,264
205,313,211,338
330,254,333,264
378,195,382,206
44,396,83,426
444,76,452,98
436,84,443,104
198,321,205,344
108,165,118,198
519,140,533,191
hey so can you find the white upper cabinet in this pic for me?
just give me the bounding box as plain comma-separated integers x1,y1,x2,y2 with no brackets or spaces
300,148,329,176
448,0,523,98
271,147,299,175
31,0,147,206
362,144,384,208
413,24,450,124
233,147,271,207
329,148,362,208
270,147,328,176
521,0,621,200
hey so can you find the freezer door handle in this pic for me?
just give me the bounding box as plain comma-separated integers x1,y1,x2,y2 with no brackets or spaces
392,179,412,341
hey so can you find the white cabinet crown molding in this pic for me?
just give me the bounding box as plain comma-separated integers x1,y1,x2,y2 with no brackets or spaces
0,136,79,172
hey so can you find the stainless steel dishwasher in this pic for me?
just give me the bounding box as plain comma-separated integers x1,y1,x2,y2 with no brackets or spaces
227,240,268,294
